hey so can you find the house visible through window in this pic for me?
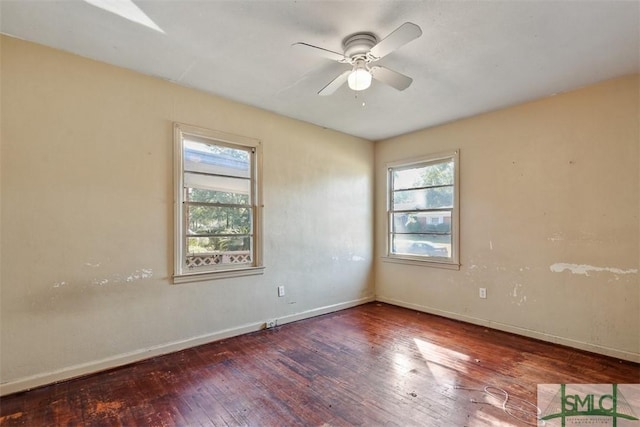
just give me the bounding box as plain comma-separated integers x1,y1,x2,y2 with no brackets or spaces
386,151,459,268
174,123,263,283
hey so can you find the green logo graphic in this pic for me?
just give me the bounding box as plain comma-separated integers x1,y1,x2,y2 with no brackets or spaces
539,384,639,426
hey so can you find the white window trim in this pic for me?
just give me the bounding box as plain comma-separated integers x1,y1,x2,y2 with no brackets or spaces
383,150,460,270
173,123,264,283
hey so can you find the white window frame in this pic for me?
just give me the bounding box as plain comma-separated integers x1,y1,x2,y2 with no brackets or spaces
173,123,264,283
384,150,460,270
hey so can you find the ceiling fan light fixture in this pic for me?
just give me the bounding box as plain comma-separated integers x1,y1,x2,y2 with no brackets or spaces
347,65,372,91
295,22,422,96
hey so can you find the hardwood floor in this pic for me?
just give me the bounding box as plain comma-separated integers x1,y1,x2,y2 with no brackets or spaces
1,302,638,426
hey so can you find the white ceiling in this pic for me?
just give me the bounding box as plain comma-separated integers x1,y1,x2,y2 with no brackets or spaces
1,0,638,140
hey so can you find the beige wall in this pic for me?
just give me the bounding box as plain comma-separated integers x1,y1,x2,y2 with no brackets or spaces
375,75,640,362
0,36,375,394
1,35,638,397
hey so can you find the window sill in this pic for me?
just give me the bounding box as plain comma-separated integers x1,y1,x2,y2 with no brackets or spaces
381,256,460,270
173,266,265,284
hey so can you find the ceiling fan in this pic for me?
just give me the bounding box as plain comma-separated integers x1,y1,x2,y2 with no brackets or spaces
293,22,422,96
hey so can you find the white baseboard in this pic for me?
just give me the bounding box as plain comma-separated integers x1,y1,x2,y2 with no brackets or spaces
376,295,640,363
6,293,632,397
0,296,374,396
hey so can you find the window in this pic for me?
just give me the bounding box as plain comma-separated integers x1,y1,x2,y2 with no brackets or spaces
386,151,459,269
173,123,263,283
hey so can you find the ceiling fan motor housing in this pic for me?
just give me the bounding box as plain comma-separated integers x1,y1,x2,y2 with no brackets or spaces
343,33,377,60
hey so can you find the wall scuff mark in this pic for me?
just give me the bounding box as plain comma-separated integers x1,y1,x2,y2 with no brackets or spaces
125,269,153,282
51,268,153,289
511,283,527,306
549,263,638,276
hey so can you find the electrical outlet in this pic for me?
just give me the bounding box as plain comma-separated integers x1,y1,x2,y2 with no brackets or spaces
278,285,285,297
479,288,487,299
265,319,277,329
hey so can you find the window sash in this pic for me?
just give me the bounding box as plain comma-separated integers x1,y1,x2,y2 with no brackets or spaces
386,151,459,268
182,145,255,271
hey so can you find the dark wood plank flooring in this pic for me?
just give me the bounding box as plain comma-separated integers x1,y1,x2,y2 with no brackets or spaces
1,303,638,426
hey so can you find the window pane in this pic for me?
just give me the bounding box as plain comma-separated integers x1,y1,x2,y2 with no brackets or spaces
187,236,251,254
186,236,252,269
185,172,250,204
187,206,251,235
393,160,454,190
392,211,452,234
184,139,250,178
392,234,451,258
393,186,453,210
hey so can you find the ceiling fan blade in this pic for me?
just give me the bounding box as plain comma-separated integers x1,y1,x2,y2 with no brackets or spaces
369,66,413,91
292,42,348,63
318,70,351,96
369,22,422,60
